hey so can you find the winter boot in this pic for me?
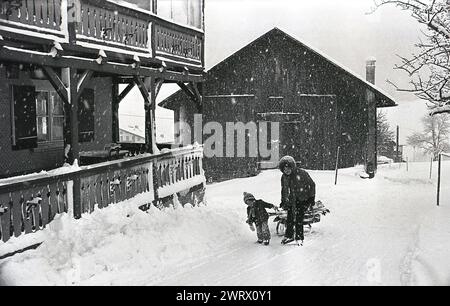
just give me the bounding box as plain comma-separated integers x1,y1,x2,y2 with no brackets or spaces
264,240,270,245
257,240,263,244
281,237,294,245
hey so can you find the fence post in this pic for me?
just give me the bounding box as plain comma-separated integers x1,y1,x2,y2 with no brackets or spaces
66,180,74,217
73,177,82,218
152,160,160,207
335,146,340,185
437,153,442,206
429,156,433,180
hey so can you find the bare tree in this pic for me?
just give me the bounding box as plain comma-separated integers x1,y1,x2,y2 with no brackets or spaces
407,113,450,159
377,110,396,156
372,0,450,115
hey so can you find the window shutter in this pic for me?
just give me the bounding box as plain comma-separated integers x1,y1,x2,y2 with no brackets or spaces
11,85,38,150
78,88,95,143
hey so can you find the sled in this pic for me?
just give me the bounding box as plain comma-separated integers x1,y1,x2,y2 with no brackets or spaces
269,200,330,236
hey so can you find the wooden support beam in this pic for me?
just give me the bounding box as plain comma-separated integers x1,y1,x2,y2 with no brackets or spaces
75,70,94,102
0,47,205,83
62,67,82,219
146,77,157,154
117,82,135,104
42,67,69,103
112,80,120,143
114,76,135,84
155,78,164,98
134,76,156,154
177,81,203,112
190,82,203,112
42,66,93,162
134,76,152,108
42,67,94,106
177,82,198,104
61,68,81,162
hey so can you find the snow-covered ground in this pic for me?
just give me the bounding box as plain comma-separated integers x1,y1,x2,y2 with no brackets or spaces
1,161,450,286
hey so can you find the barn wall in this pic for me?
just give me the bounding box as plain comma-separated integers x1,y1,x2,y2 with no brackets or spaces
202,95,259,182
0,65,113,178
167,90,200,146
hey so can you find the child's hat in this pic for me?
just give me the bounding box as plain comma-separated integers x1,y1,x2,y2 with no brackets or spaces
243,192,255,202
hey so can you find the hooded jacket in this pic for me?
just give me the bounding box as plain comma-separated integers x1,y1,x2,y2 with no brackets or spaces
246,200,275,225
279,156,316,208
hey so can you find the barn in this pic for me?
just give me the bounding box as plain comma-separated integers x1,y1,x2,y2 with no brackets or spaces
160,28,397,182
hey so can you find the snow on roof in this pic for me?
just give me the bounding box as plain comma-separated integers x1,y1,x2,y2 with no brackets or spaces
264,28,396,107
160,27,397,109
120,125,145,138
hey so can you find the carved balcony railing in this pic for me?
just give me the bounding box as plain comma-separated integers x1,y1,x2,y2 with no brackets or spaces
0,146,205,243
0,0,204,69
76,0,150,54
154,145,204,198
0,0,65,38
154,22,203,66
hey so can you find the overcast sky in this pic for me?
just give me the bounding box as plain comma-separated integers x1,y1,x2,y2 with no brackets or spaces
121,0,433,146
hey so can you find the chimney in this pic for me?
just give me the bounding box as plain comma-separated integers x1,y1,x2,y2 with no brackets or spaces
366,57,376,85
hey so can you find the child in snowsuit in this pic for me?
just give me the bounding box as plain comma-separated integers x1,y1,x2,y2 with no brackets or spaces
243,192,278,245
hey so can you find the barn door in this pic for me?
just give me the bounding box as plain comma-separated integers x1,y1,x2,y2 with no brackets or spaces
288,95,337,170
308,96,337,170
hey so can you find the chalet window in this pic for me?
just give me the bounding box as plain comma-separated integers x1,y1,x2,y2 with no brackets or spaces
158,0,202,29
36,91,64,142
11,85,38,150
125,0,154,11
36,91,50,141
78,89,95,143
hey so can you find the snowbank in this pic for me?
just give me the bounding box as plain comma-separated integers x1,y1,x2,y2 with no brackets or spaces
0,191,249,285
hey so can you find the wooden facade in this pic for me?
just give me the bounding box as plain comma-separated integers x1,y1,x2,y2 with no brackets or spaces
161,28,396,182
0,0,206,242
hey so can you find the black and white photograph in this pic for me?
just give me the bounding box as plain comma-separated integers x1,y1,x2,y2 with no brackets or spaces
0,0,450,289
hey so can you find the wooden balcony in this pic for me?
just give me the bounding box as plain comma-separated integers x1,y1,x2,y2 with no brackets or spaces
0,146,205,243
0,0,205,72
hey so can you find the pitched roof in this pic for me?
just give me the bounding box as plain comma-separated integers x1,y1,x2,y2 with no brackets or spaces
119,126,145,138
161,27,397,108
267,28,396,107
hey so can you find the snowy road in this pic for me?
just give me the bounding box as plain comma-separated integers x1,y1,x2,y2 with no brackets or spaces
1,162,450,285
153,164,450,286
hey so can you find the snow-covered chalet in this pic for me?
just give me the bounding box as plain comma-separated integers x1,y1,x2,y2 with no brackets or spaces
0,0,206,243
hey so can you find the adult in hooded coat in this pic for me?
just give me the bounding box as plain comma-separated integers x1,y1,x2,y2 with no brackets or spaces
278,156,316,244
